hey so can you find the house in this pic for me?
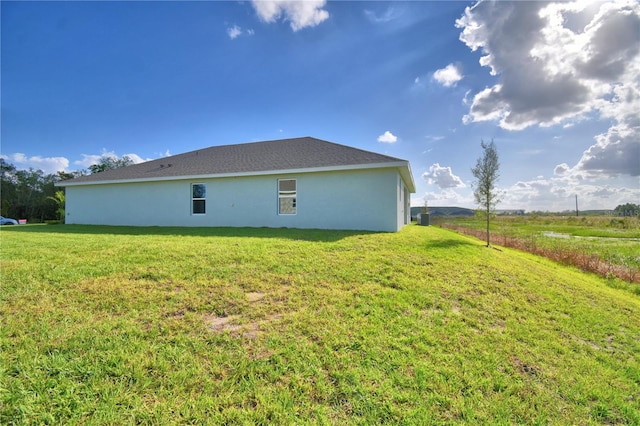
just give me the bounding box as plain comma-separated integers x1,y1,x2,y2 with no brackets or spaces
57,137,415,232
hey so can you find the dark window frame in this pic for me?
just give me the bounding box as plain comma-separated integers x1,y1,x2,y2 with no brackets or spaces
192,183,206,215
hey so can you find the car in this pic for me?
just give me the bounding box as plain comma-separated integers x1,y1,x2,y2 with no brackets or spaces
0,216,19,225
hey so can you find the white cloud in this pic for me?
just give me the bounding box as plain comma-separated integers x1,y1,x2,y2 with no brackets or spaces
501,175,640,212
75,153,105,168
457,1,640,178
417,189,472,207
2,149,153,174
74,150,150,168
227,25,242,39
412,75,427,91
123,153,150,164
1,153,69,174
462,89,473,106
227,25,254,39
364,7,400,24
415,164,638,211
433,64,463,87
422,163,466,189
554,163,571,176
377,131,398,143
416,164,638,211
251,0,329,31
575,123,640,177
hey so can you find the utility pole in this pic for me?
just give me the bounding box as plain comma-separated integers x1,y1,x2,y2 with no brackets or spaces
575,194,579,217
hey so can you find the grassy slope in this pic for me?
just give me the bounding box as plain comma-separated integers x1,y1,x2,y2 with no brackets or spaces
1,224,639,424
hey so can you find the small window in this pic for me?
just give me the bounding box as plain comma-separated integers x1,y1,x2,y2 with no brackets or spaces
192,184,206,215
278,179,296,215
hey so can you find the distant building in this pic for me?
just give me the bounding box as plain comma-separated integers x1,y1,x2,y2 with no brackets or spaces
496,209,525,216
410,206,475,219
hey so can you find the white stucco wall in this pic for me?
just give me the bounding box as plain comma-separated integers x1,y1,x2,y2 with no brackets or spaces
65,168,408,232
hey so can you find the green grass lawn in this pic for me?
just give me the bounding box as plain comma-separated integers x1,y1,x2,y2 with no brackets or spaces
1,224,639,424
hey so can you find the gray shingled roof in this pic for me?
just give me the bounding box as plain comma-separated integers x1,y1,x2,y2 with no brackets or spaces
58,137,414,190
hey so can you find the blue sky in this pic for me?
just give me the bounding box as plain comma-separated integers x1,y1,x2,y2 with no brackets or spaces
2,1,639,211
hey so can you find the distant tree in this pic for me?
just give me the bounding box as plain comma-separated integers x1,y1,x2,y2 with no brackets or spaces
1,159,18,216
471,139,501,247
1,167,57,221
0,159,68,221
56,169,87,181
89,155,134,174
614,203,640,217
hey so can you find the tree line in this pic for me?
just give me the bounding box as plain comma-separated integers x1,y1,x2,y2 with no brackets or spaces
0,156,133,222
613,203,640,217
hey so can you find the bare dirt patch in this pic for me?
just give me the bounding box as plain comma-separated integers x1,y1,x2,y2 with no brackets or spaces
246,292,265,302
204,314,242,333
203,313,283,339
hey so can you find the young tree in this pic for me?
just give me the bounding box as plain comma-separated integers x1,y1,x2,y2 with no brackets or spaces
47,190,66,222
471,139,501,247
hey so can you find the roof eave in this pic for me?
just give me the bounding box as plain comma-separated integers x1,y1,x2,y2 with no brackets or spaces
56,161,414,187
400,164,416,193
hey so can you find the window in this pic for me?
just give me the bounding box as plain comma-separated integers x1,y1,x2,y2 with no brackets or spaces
278,179,296,215
192,184,206,214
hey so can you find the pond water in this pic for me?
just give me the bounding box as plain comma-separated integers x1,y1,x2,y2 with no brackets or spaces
541,231,640,242
542,231,571,239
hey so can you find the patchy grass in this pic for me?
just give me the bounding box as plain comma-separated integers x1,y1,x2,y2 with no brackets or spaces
1,224,639,424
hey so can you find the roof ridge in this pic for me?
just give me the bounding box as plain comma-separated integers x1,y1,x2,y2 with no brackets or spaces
58,136,411,187
302,136,406,163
